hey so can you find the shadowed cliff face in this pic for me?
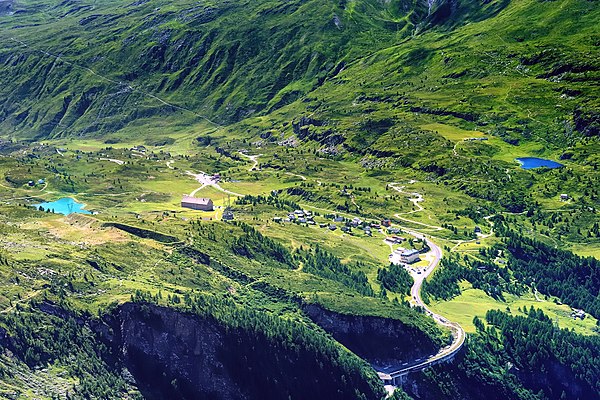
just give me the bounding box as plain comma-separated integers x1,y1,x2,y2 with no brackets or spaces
304,304,440,368
108,303,384,400
9,300,440,398
107,302,443,398
114,303,246,399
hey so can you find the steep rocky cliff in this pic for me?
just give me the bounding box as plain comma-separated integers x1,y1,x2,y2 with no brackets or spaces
105,302,384,400
304,304,441,368
111,303,247,399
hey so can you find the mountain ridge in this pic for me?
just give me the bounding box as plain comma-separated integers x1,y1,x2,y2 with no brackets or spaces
0,0,532,138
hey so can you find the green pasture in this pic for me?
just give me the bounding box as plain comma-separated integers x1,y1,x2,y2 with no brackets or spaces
429,282,599,336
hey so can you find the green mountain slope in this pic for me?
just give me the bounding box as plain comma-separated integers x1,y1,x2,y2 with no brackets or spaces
0,0,599,399
0,0,429,137
1,0,597,147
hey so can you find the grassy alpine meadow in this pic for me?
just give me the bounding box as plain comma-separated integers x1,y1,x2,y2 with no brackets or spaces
428,282,599,336
0,0,599,398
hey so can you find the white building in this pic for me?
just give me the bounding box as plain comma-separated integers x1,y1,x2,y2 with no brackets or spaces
400,249,420,264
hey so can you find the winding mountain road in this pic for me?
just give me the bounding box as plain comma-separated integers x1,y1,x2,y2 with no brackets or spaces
179,159,465,386
99,157,124,165
376,230,466,388
449,214,495,251
388,182,444,231
388,182,424,214
285,172,307,181
377,184,466,388
298,180,466,387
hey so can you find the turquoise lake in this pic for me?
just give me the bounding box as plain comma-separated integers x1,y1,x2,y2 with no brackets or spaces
33,197,91,215
516,157,563,170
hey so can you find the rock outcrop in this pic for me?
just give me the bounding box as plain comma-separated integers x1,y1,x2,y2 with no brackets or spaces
102,303,383,400
113,303,247,399
304,304,440,368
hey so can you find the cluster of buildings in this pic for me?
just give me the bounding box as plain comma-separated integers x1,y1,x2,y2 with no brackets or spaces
130,145,147,153
321,216,381,235
180,194,426,265
272,212,413,248
385,236,405,244
463,137,488,142
180,195,236,221
181,197,426,267
274,209,317,225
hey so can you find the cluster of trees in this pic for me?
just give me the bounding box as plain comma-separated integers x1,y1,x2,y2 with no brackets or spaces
441,222,477,239
191,220,378,299
411,308,600,400
592,221,600,237
319,182,372,193
229,222,295,269
423,219,600,317
452,205,497,222
422,255,523,302
0,308,133,398
423,251,526,301
300,246,375,297
419,151,530,209
377,263,413,295
523,207,599,241
484,308,600,395
214,146,242,161
236,193,301,211
225,223,380,298
497,225,600,318
435,157,534,213
469,259,526,299
286,186,334,207
421,258,464,302
283,183,362,215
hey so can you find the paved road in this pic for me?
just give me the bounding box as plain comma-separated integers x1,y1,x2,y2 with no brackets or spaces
377,228,466,385
181,167,465,381
298,196,466,382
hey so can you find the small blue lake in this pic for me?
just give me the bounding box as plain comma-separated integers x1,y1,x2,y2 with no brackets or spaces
33,197,91,215
516,157,563,170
